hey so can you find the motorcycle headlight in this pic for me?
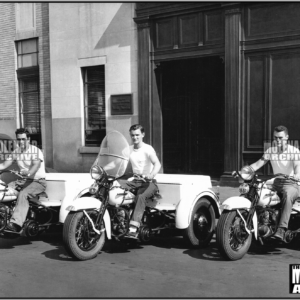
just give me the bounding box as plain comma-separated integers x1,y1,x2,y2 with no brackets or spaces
239,165,255,181
239,183,250,194
90,165,104,180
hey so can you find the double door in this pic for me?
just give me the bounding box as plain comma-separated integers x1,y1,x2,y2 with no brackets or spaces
161,56,225,177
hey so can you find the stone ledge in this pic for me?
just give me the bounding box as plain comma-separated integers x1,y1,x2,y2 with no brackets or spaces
79,146,100,154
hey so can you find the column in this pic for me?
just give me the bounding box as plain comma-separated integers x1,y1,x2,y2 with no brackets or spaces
220,5,242,186
135,18,152,144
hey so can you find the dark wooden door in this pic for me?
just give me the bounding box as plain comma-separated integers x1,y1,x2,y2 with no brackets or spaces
161,56,225,176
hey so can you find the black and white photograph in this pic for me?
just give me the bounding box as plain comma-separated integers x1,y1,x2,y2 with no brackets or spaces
0,1,299,299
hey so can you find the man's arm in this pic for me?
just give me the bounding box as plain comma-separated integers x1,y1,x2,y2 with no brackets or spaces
20,159,41,179
250,156,268,172
293,154,300,180
0,159,13,171
147,152,161,180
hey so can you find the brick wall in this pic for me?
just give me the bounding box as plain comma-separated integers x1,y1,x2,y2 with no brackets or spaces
0,3,17,120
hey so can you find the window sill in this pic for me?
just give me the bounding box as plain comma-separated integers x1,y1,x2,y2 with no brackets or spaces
79,146,100,154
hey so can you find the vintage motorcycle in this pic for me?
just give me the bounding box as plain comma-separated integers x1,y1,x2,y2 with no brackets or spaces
62,130,220,261
216,165,300,260
0,169,62,238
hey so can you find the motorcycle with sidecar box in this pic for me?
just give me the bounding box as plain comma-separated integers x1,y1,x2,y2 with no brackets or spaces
60,130,221,260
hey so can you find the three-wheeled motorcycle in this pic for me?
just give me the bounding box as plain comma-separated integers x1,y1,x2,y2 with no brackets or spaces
61,130,221,260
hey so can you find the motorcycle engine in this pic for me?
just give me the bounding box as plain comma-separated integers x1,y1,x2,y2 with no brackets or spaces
111,207,130,238
258,208,280,238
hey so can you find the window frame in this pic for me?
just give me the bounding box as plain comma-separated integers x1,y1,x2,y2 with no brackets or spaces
18,76,42,148
17,38,38,69
82,65,106,147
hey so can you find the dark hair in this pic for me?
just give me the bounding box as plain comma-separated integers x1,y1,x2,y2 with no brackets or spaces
274,125,288,135
129,124,144,133
15,128,30,139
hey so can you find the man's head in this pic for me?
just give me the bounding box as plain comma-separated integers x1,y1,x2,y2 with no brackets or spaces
273,125,289,148
129,124,145,147
15,128,30,150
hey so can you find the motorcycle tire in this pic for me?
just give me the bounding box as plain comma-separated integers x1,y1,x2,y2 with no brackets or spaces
63,211,105,261
183,198,215,248
216,210,252,261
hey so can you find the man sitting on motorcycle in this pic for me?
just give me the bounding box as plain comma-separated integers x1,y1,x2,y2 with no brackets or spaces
119,124,161,238
0,128,46,232
249,125,300,242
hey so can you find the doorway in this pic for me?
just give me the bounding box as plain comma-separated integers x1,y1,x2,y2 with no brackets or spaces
161,56,225,177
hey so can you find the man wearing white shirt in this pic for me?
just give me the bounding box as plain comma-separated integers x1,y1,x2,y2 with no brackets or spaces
0,128,46,232
120,124,161,238
250,125,300,241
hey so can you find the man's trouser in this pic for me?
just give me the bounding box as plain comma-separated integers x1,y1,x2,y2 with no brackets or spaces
9,179,47,227
119,179,158,226
273,178,300,228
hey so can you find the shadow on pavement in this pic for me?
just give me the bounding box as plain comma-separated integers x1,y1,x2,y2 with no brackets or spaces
103,239,144,254
40,233,145,261
183,240,227,261
0,235,32,249
39,232,74,261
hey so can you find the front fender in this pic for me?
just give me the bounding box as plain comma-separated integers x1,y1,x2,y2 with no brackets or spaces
60,197,111,240
175,190,220,229
220,196,251,212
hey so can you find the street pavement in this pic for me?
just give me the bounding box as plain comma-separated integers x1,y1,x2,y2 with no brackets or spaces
1,184,298,299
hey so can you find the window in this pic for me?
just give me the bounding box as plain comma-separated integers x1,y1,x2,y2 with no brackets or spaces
16,39,41,148
82,66,106,146
19,78,41,147
17,39,38,68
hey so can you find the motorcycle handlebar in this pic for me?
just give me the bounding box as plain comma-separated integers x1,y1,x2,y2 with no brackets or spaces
0,169,25,179
133,174,152,182
274,173,300,182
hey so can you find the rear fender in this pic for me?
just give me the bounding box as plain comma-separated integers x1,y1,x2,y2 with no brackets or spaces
60,197,111,240
175,190,220,229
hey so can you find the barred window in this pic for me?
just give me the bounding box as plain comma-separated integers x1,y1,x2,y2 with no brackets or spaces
17,38,41,148
82,66,106,146
18,78,41,148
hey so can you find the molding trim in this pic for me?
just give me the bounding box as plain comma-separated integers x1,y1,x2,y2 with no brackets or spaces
77,56,107,67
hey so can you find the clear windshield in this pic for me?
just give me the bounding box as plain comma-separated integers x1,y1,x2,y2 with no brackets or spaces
92,131,130,178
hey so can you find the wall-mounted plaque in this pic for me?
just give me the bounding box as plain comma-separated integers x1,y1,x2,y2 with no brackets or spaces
111,94,133,115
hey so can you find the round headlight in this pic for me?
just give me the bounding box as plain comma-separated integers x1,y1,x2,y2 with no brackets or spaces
239,165,255,181
239,183,250,194
90,165,104,180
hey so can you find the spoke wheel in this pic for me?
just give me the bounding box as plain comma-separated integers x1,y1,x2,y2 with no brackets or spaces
216,210,252,261
0,204,8,232
63,211,105,260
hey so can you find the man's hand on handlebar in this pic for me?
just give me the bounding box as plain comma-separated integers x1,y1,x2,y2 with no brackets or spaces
231,171,238,178
19,170,30,177
133,174,153,182
293,174,300,181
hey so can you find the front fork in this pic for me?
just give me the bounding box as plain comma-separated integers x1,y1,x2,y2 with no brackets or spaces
93,184,111,232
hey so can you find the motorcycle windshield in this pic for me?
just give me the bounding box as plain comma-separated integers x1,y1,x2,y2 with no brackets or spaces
92,130,130,178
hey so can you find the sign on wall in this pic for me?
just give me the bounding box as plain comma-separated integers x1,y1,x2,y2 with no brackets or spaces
111,94,133,115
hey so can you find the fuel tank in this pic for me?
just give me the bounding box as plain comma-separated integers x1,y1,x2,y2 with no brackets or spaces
108,181,135,206
257,185,280,207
